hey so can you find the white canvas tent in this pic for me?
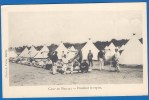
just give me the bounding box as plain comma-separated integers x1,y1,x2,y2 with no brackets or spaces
81,38,99,60
34,45,49,59
119,35,143,65
28,46,38,58
69,46,77,52
104,46,110,60
108,42,116,53
19,47,30,58
55,42,68,59
104,42,116,61
67,46,78,60
9,49,18,58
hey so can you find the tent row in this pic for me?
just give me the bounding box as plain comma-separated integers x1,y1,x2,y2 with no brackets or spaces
9,35,143,65
10,43,78,59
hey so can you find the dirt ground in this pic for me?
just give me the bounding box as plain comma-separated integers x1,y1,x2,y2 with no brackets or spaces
9,62,143,86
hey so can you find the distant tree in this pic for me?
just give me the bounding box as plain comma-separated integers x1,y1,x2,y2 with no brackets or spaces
64,42,72,48
94,41,109,50
139,38,143,44
35,45,43,51
48,44,58,52
74,43,86,51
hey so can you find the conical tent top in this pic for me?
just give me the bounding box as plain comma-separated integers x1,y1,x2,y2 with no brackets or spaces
108,42,116,50
29,46,38,57
34,45,49,58
55,42,68,59
81,38,99,60
70,46,77,51
19,47,30,57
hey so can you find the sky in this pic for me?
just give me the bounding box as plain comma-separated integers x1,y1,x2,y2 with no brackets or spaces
9,10,143,47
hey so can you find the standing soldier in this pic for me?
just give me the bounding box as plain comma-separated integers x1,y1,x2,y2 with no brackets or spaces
113,49,120,72
87,50,93,67
51,51,58,74
98,50,105,70
62,54,69,74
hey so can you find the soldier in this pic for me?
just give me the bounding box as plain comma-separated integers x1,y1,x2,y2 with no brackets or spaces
98,50,105,70
87,50,93,67
80,60,89,73
51,51,58,74
113,49,120,72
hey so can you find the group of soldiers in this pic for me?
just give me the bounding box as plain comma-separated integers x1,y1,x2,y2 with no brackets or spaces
47,51,89,74
11,48,120,75
85,49,120,72
46,48,120,75
97,48,120,72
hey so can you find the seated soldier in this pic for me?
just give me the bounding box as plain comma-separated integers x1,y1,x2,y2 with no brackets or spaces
38,60,45,68
16,57,21,63
80,60,89,73
73,59,80,71
45,58,53,70
27,57,34,66
32,60,37,67
21,58,28,65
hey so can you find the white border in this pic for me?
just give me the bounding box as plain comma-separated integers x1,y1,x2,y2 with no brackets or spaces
1,3,148,98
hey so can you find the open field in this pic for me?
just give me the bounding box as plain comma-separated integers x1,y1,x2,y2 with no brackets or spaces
9,62,143,86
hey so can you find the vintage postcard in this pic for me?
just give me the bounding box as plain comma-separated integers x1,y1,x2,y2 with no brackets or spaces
1,2,148,98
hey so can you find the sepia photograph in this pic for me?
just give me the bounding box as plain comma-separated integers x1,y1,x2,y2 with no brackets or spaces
2,3,148,98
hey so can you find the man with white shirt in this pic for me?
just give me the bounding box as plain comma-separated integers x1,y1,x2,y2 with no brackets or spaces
113,49,120,72
62,54,69,74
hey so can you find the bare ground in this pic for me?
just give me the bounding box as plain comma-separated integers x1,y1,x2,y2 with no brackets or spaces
9,62,143,86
